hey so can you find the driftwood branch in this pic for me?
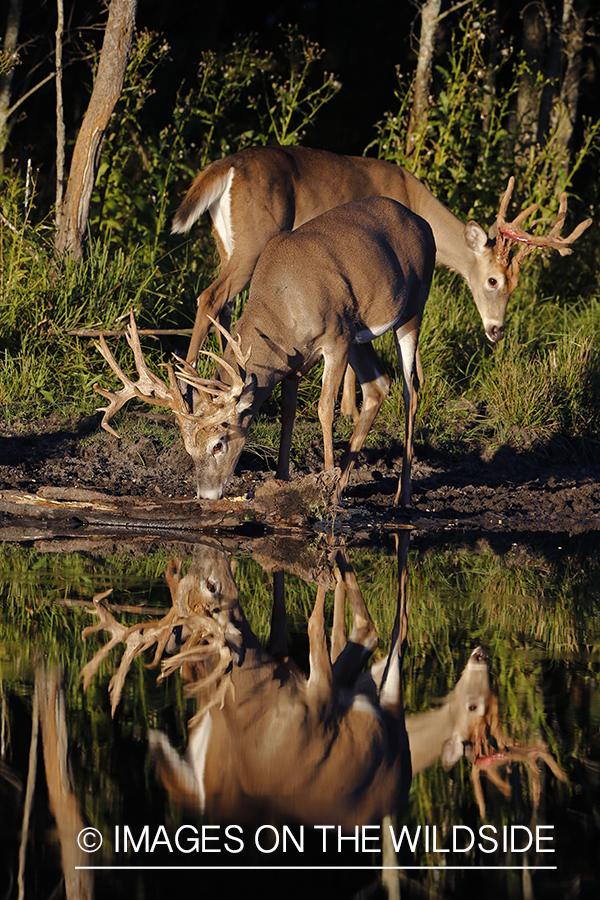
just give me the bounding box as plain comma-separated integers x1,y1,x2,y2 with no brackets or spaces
64,326,193,338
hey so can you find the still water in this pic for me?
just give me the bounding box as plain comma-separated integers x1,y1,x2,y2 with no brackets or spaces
0,529,598,899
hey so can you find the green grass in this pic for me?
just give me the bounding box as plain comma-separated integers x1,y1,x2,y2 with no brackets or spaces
2,168,599,463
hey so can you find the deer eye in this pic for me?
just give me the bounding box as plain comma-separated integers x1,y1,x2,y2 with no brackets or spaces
212,441,224,456
468,704,479,712
206,579,217,593
488,277,498,288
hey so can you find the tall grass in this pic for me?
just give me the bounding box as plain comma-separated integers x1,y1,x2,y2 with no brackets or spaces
0,16,598,460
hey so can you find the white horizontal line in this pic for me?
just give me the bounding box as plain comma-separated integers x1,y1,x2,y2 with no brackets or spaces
76,866,558,871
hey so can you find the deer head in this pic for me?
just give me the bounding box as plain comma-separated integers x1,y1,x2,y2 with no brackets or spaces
94,313,256,499
462,179,591,342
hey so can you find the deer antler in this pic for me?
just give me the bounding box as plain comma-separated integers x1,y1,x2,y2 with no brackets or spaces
492,177,592,271
80,561,240,719
174,315,251,399
80,590,183,716
94,310,189,437
94,311,252,440
468,694,566,817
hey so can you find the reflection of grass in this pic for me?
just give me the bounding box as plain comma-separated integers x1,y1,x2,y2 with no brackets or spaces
1,538,598,870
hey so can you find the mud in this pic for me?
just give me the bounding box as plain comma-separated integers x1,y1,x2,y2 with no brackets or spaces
1,411,599,538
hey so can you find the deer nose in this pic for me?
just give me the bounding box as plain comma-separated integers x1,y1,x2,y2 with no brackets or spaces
488,325,505,342
470,647,489,664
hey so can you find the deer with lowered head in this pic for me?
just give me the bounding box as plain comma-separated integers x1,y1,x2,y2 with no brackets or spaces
80,538,496,830
172,145,592,419
80,540,564,828
96,196,435,505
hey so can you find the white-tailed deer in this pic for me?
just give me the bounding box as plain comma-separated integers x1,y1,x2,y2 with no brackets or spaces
81,541,564,827
80,539,496,829
173,145,591,417
96,196,435,505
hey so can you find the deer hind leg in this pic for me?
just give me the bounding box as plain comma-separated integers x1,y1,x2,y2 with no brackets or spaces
335,344,391,500
393,316,421,507
186,254,260,365
331,548,378,687
340,366,360,422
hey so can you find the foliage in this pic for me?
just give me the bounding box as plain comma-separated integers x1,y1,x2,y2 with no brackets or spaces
0,26,340,418
369,6,600,228
87,28,340,273
0,11,599,458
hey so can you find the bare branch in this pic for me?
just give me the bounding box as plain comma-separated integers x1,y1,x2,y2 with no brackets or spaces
55,0,65,220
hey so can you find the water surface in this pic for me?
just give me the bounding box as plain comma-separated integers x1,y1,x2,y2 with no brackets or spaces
0,531,598,899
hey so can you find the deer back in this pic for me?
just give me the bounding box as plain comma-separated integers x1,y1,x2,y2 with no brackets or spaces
221,196,435,401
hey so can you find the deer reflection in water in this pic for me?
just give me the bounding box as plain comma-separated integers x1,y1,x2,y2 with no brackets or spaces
82,539,412,829
81,537,563,828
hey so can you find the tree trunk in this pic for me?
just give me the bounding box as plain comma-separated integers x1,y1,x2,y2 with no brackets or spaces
0,0,23,174
516,1,549,146
406,0,442,158
551,0,589,162
55,0,65,219
537,1,566,145
38,667,94,900
54,0,138,259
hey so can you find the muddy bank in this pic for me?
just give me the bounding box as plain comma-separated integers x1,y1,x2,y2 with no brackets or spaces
1,412,599,538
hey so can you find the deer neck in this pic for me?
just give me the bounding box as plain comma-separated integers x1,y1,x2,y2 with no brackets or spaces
405,702,456,774
221,324,294,418
406,184,473,278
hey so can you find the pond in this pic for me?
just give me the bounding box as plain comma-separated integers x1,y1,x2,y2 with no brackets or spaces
0,528,598,899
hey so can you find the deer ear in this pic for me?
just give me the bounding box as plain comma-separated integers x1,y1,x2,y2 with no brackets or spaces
225,622,245,666
464,221,488,254
149,730,201,807
235,374,256,413
441,734,465,770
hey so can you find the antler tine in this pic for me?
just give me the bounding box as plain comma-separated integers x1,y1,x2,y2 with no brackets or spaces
94,336,140,437
492,177,539,264
544,192,593,252
185,348,243,394
173,317,252,409
496,176,515,228
206,315,252,370
494,183,592,272
94,311,191,435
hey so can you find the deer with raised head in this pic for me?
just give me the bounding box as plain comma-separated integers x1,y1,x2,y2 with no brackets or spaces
80,539,496,829
172,145,591,418
96,196,435,505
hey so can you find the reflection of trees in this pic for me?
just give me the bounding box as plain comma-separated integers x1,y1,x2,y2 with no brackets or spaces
15,667,93,900
0,536,596,896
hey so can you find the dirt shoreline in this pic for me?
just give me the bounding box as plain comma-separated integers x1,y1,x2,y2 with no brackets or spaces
1,413,599,540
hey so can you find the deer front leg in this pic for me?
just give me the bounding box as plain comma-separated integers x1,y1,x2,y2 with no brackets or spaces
336,344,390,501
393,316,421,507
307,586,334,702
378,531,410,717
330,566,348,665
276,375,299,481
